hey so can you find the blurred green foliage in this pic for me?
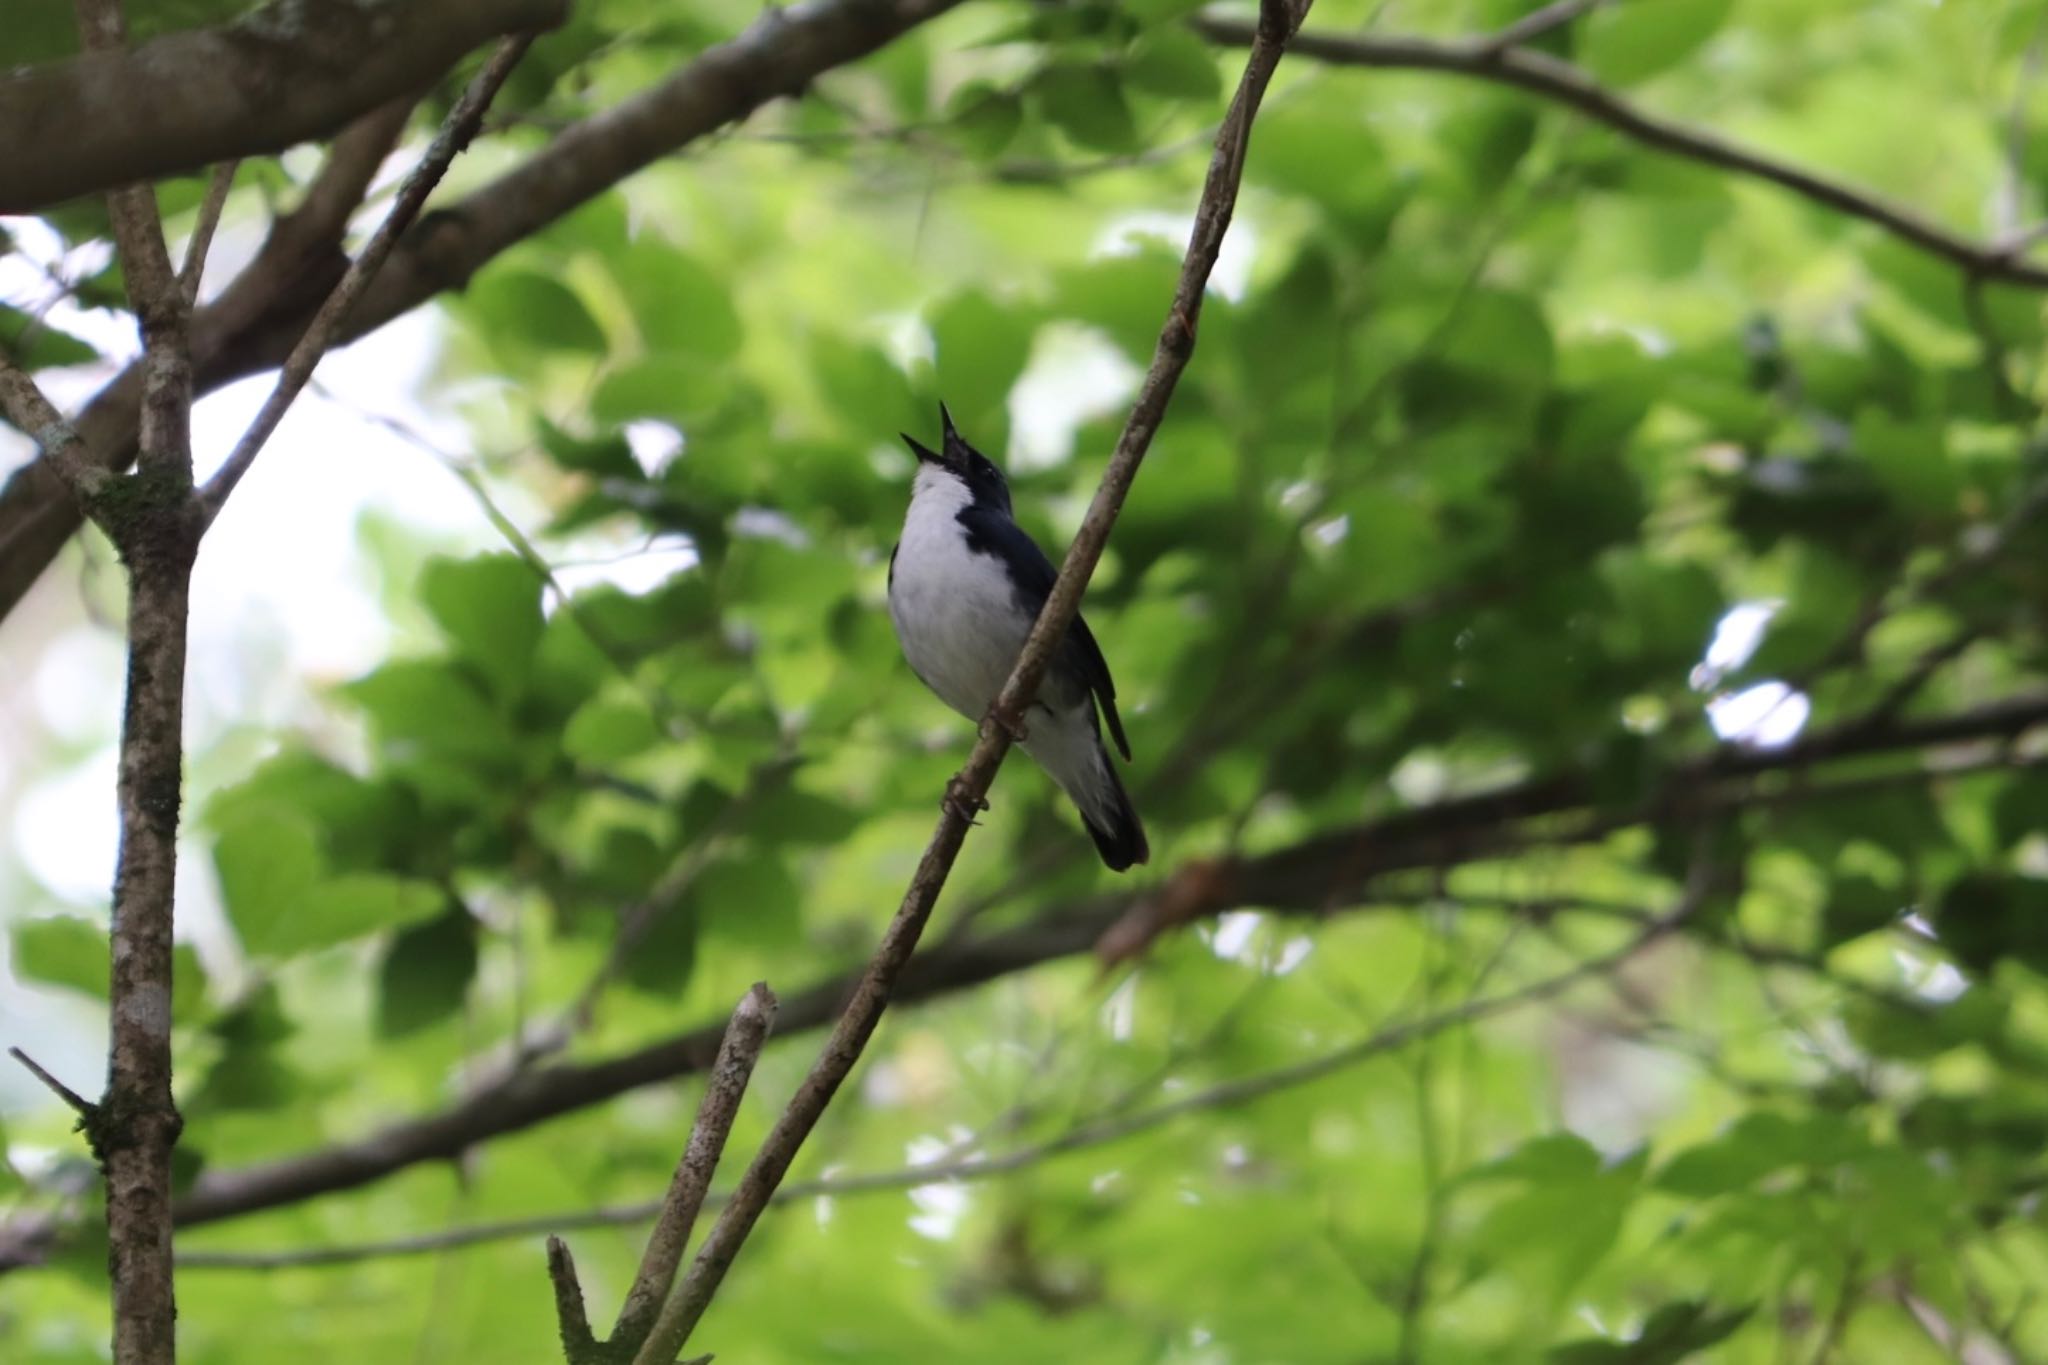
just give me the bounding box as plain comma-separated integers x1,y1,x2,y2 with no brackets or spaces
8,0,2048,1361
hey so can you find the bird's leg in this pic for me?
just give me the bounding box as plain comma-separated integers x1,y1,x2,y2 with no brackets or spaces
944,776,990,826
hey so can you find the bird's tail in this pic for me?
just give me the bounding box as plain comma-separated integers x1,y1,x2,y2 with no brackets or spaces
1075,740,1148,873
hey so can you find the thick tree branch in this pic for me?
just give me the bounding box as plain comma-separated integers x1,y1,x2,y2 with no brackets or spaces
0,0,566,214
0,0,971,630
1191,13,2048,290
0,692,2037,1275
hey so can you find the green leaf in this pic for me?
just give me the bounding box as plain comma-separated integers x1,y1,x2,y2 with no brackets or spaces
12,915,108,1001
946,82,1024,160
539,418,642,480
375,903,478,1037
287,876,446,956
695,854,802,947
343,659,518,761
464,268,607,355
1937,873,2048,975
420,553,545,692
622,242,742,360
1821,874,1902,947
563,692,662,764
592,356,724,426
1581,0,1734,86
1122,30,1220,102
930,289,1034,422
0,306,98,370
214,813,324,957
1548,1301,1755,1363
1034,63,1139,152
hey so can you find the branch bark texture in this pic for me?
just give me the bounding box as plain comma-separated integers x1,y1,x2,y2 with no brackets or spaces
0,0,566,214
71,8,202,1359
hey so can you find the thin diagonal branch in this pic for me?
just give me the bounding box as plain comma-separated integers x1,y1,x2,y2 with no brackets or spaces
605,983,776,1357
8,1047,95,1119
178,162,238,305
627,5,1314,1359
1191,12,2048,289
0,361,113,502
196,34,536,525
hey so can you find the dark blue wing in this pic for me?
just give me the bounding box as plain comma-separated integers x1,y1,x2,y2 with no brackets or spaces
958,505,1132,762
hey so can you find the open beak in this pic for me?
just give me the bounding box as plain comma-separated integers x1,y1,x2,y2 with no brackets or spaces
901,433,942,465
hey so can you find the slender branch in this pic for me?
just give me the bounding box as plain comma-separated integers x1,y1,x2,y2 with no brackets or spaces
624,7,1313,1356
606,984,776,1357
178,162,239,305
1191,12,2048,289
0,360,112,502
545,1237,597,1361
8,1048,96,1119
196,34,537,524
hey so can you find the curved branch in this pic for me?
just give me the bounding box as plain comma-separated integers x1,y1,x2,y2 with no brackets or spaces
0,0,565,214
1191,13,2048,290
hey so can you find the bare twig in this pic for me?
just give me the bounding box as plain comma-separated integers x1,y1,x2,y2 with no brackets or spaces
607,984,776,1357
197,34,537,524
178,162,239,305
545,1237,597,1360
627,5,1314,1358
8,1047,95,1119
1192,13,2048,288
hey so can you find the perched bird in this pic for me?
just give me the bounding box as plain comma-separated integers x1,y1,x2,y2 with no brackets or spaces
888,405,1149,871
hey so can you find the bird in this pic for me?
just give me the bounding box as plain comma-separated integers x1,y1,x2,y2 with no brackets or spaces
887,404,1149,872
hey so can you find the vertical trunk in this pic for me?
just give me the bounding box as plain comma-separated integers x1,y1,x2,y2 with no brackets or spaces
101,523,194,1365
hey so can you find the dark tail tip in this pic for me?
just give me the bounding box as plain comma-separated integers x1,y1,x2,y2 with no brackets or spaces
1082,769,1149,873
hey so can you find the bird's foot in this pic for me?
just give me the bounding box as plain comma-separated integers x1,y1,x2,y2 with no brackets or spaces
981,710,1030,746
944,779,991,826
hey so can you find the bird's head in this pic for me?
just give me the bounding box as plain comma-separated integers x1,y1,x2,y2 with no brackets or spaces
902,404,1012,513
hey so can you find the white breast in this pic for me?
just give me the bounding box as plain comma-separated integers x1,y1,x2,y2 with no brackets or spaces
889,467,1031,722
